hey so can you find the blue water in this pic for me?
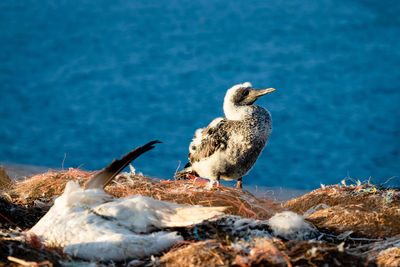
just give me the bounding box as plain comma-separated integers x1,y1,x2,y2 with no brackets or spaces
1,0,399,189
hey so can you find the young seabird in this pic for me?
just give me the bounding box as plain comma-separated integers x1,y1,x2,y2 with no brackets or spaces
28,141,225,261
177,82,275,188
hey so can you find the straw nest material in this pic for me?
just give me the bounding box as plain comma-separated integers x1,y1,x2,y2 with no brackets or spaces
160,238,377,267
4,168,280,219
284,183,400,238
1,169,399,266
0,167,12,191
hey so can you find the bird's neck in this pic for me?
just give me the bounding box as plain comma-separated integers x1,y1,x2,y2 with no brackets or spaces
223,101,255,121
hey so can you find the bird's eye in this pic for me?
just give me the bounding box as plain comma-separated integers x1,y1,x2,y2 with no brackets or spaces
243,90,249,97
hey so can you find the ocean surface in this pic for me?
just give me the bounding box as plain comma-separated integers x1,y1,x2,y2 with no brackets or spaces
1,0,399,189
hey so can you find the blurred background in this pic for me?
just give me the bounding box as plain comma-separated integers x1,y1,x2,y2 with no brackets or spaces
1,0,399,189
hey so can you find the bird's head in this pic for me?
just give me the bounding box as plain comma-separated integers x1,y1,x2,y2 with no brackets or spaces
225,82,276,106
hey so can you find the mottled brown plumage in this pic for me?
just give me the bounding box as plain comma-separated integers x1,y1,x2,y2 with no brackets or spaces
177,82,275,188
188,118,229,163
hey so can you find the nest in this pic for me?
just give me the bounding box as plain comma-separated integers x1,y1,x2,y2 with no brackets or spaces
4,168,91,206
1,170,400,266
284,184,400,238
160,238,375,267
0,167,12,191
5,169,280,220
0,239,65,267
376,247,400,266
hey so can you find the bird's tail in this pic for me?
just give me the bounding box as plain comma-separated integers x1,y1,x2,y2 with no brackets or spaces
84,140,161,189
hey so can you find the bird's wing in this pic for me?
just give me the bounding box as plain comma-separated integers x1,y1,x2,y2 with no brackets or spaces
188,117,230,163
84,140,161,189
93,195,226,232
159,205,226,228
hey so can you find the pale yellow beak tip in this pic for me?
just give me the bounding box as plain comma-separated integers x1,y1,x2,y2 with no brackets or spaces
258,88,276,94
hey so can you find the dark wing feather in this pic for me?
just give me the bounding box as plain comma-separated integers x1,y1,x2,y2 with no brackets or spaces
84,140,161,189
188,119,229,163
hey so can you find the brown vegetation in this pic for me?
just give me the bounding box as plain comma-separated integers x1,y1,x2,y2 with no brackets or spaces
0,170,399,266
284,184,400,238
5,169,280,219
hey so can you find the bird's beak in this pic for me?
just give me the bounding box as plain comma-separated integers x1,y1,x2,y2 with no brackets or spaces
253,88,276,97
244,87,276,105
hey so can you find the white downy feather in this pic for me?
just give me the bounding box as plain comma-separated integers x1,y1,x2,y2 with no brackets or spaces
267,211,316,240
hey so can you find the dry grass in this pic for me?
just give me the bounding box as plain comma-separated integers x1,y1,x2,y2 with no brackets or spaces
376,247,400,267
161,240,236,267
6,168,92,205
0,238,65,267
107,176,281,220
0,167,12,191
5,169,280,220
160,237,375,267
284,184,400,238
1,170,400,266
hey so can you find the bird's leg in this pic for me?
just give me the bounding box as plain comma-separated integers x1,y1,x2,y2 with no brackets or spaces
236,177,243,189
216,175,221,187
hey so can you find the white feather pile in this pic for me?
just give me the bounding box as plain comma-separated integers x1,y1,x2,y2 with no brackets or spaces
267,211,316,240
28,181,225,261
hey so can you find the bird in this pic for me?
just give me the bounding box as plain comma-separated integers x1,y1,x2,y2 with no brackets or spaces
176,82,275,188
28,141,225,261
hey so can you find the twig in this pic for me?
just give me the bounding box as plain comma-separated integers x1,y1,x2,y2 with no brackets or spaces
0,212,19,228
7,256,53,267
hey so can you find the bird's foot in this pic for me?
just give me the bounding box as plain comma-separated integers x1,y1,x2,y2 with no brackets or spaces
187,175,210,186
205,181,214,190
236,178,243,189
205,179,221,190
